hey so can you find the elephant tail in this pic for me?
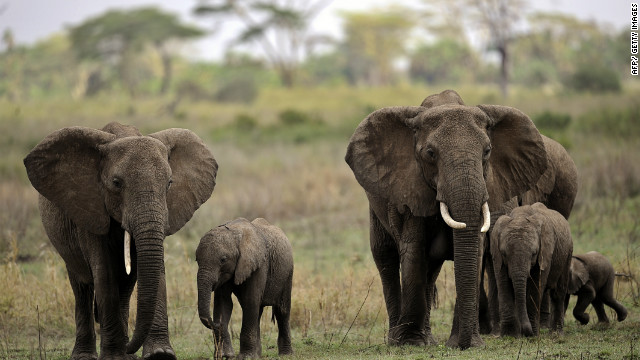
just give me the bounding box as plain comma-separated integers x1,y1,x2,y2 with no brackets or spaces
271,311,276,324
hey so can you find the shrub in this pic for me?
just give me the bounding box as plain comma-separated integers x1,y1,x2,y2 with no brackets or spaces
233,113,258,131
565,65,621,93
278,109,313,126
578,103,640,139
533,111,571,131
214,76,258,104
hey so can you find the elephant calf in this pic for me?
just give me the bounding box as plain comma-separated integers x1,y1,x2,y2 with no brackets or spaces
567,251,628,325
491,203,573,337
197,218,294,359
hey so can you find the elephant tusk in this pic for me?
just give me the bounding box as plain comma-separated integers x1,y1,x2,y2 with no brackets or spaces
124,231,131,275
440,202,466,229
481,202,491,233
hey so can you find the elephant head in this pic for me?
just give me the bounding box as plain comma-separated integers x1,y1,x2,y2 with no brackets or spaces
345,90,547,348
196,219,267,328
24,123,218,353
491,204,556,337
568,257,589,295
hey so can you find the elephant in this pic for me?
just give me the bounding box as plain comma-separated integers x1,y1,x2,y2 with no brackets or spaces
23,122,218,360
566,251,628,325
345,89,550,349
196,218,293,359
480,134,578,334
491,203,573,337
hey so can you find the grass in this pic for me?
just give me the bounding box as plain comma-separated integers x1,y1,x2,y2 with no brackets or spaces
1,85,640,359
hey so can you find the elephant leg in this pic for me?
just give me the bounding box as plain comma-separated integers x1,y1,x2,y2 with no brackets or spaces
478,272,491,335
592,298,610,324
573,285,595,325
600,279,628,322
526,272,542,336
238,297,261,358
142,266,176,360
539,291,551,329
395,234,429,346
423,260,443,345
212,287,234,358
369,209,401,344
274,286,293,355
118,272,137,343
549,289,566,334
69,275,97,360
94,270,127,358
485,258,500,335
496,266,518,337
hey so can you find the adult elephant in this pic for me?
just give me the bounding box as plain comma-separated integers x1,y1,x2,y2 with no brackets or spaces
345,90,548,349
23,122,218,360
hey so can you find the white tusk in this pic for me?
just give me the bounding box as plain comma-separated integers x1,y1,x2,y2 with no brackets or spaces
481,202,491,233
440,202,466,229
124,231,131,275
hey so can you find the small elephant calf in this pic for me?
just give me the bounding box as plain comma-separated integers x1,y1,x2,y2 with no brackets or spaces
197,218,293,359
567,251,628,325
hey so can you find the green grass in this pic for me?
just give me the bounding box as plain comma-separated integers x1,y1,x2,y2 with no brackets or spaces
2,85,640,359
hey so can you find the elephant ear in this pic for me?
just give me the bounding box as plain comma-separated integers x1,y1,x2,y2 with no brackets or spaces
345,106,436,217
490,214,511,272
420,89,465,108
23,127,116,234
234,224,267,285
479,105,548,210
568,257,589,294
150,129,218,235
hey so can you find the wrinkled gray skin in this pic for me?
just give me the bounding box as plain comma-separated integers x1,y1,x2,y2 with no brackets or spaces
24,122,217,360
565,251,628,325
480,135,578,335
345,90,549,349
491,203,573,337
197,218,293,359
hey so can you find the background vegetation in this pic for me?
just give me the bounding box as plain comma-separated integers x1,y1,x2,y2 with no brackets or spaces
0,0,639,359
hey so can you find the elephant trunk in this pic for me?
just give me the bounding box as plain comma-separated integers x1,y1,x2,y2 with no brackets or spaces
511,266,534,337
197,269,215,329
453,226,481,349
125,204,166,354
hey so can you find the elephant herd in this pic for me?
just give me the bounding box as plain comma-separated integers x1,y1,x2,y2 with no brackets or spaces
23,90,627,359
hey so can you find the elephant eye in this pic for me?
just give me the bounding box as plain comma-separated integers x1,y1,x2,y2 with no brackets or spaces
220,256,227,264
167,179,173,191
112,178,123,190
425,148,436,161
483,145,492,159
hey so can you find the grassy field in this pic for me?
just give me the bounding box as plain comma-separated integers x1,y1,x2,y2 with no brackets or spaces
1,84,640,359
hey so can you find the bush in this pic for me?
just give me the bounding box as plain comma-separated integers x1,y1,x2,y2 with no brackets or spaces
233,113,258,131
214,76,258,104
533,111,571,131
278,109,313,126
578,103,640,139
565,65,621,93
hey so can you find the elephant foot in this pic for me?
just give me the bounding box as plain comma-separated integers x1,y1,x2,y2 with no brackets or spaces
237,351,260,359
71,352,98,360
574,312,590,325
388,325,429,346
445,331,484,349
142,342,175,360
617,308,628,322
98,353,138,360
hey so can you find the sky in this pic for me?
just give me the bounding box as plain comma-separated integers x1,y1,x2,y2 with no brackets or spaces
0,0,633,60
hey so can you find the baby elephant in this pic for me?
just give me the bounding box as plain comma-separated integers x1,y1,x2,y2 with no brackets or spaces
566,251,628,325
196,218,294,358
491,203,573,337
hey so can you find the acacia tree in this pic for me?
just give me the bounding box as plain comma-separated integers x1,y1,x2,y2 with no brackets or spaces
194,0,330,87
69,7,204,96
340,7,414,86
464,0,527,97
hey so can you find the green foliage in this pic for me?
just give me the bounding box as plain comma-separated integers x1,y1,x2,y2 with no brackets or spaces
214,76,259,104
233,113,258,130
578,102,640,139
409,39,478,84
279,108,314,125
533,111,571,130
565,65,622,93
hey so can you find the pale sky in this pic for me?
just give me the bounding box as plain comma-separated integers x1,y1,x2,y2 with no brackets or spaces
0,0,633,60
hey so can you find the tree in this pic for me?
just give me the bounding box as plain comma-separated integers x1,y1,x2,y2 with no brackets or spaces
461,0,527,97
194,0,331,88
69,7,204,96
340,7,415,86
409,39,479,84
